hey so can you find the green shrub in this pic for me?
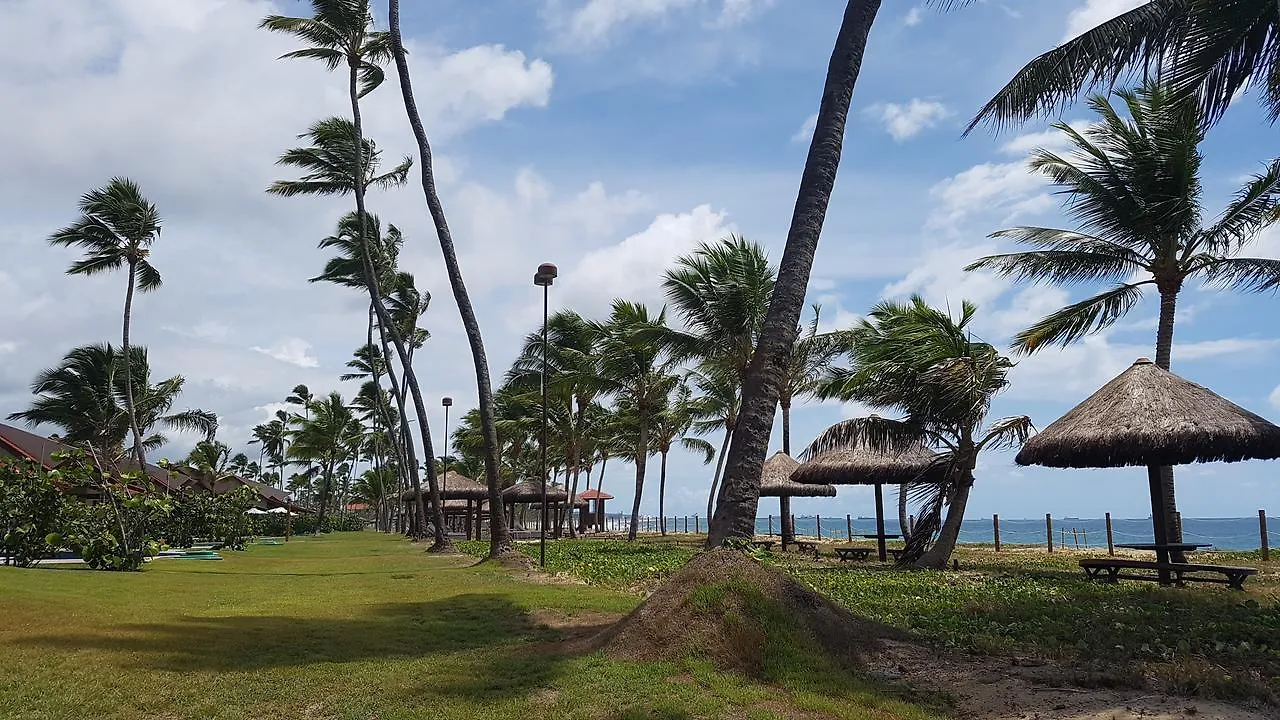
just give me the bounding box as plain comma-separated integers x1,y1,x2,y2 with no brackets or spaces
0,457,66,567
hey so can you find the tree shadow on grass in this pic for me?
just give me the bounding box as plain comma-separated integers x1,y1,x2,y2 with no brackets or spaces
16,594,571,672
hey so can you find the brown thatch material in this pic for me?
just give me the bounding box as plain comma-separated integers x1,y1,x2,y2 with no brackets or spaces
792,442,947,486
503,480,569,503
759,451,836,497
1016,358,1280,469
398,471,490,502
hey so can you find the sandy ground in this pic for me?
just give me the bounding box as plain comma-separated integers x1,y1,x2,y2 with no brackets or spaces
866,640,1272,720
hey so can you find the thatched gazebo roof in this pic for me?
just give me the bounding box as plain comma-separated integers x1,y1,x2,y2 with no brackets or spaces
579,488,614,501
502,481,569,503
792,442,947,486
759,451,836,497
1016,358,1280,469
399,471,490,502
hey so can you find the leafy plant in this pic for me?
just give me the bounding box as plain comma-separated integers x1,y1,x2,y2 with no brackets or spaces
0,457,66,567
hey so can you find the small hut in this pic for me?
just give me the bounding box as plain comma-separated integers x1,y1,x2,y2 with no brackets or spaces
502,481,570,533
1017,358,1280,580
400,471,490,539
759,451,836,549
793,438,947,561
579,488,614,532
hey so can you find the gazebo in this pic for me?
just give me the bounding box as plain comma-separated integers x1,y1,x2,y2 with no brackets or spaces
1017,357,1280,583
759,451,836,550
793,436,947,561
578,488,614,532
400,471,490,539
502,480,569,532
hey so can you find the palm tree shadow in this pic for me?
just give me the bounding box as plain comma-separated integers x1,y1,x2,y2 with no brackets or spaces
17,594,559,672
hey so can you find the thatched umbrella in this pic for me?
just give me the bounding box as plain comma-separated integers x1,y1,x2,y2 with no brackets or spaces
503,481,569,532
579,488,614,532
400,472,490,540
1017,357,1280,579
793,439,947,561
759,451,836,549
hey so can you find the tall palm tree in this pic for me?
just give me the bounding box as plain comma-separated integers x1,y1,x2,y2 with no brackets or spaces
591,301,679,541
708,0,884,547
289,391,362,530
250,419,287,490
967,84,1280,550
262,0,448,545
687,366,741,522
387,0,511,557
186,440,235,486
648,382,716,535
10,344,217,462
811,296,1032,569
965,0,1280,133
48,177,163,468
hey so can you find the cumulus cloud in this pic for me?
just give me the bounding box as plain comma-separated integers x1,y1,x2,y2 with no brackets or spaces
251,338,321,369
927,161,1048,230
904,6,924,27
999,121,1091,157
551,0,770,44
868,99,950,141
791,113,818,143
1063,0,1146,41
714,0,775,27
1271,384,1280,410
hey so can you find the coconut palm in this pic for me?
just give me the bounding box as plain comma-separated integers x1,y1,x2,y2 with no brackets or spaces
187,440,235,485
967,84,1280,549
250,419,287,490
47,177,163,468
289,391,362,530
811,296,1032,569
687,366,741,523
10,344,217,461
648,382,716,535
965,0,1280,133
778,305,849,455
591,301,679,542
708,0,885,547
387,0,511,557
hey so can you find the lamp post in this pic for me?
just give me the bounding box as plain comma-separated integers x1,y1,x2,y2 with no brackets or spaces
441,397,452,535
533,262,558,567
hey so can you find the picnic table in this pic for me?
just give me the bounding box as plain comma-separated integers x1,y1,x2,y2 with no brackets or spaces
834,546,870,562
792,540,820,558
860,533,901,562
1083,542,1256,589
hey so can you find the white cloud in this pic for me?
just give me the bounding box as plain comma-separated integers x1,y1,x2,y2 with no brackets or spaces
0,342,16,356
163,321,230,342
999,120,1090,157
1271,384,1280,410
927,161,1047,231
791,113,818,143
881,241,1012,311
715,0,775,27
1063,0,1146,41
558,0,699,46
868,99,950,141
251,338,320,368
904,6,924,27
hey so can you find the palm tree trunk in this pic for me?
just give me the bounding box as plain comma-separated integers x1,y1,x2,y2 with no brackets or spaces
915,471,973,569
121,261,146,471
315,460,334,534
897,487,910,539
708,0,881,548
1154,287,1184,557
367,303,412,516
566,463,581,539
627,416,649,542
780,400,792,454
346,58,447,550
658,449,668,536
388,0,509,557
707,429,732,521
598,454,608,532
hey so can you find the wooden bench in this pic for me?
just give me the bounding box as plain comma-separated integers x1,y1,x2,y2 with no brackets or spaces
792,541,820,558
750,540,775,552
886,548,905,561
834,547,870,562
1080,558,1258,591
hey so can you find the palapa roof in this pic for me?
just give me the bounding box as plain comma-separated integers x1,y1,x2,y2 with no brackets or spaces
502,480,569,503
792,440,947,486
399,471,490,502
759,451,836,497
579,488,614,501
1016,358,1280,469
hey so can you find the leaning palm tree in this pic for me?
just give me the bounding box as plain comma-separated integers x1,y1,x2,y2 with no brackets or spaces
387,0,512,557
591,301,679,542
965,0,1280,133
708,0,885,547
967,83,1280,550
647,382,716,535
10,344,217,462
48,177,163,469
811,296,1032,569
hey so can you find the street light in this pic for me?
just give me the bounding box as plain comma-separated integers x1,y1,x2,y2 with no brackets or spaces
533,262,558,567
441,397,452,496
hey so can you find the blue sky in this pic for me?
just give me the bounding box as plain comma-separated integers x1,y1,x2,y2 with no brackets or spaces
1,0,1277,521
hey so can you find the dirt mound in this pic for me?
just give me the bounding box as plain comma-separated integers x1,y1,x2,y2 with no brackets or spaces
593,549,902,677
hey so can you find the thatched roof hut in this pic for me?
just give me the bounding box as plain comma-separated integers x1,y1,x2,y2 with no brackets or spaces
792,443,947,486
1016,358,1280,469
502,481,569,504
399,471,490,502
759,451,836,497
579,488,614,501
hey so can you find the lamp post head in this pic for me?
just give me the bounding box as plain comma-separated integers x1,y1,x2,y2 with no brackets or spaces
533,262,558,287
442,397,453,408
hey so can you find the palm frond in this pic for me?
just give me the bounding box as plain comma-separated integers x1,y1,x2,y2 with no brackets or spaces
800,416,927,460
135,259,163,291
1012,281,1151,353
1198,158,1280,253
1197,256,1280,292
966,248,1145,285
679,436,716,464
977,415,1035,451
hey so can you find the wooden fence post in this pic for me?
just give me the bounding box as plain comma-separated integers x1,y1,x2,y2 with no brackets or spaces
1106,512,1114,556
847,514,853,540
1261,510,1270,561
767,515,773,536
791,514,796,539
816,515,822,539
993,514,1000,552
1046,514,1054,553
695,515,700,534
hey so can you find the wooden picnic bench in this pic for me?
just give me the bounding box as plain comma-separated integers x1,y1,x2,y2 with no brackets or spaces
834,547,870,562
1079,558,1258,591
886,548,905,561
792,540,820,558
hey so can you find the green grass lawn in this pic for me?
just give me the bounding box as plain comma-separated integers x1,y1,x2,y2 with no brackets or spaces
0,533,941,720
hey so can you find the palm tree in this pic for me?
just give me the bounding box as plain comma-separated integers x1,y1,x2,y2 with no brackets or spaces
811,296,1032,569
48,177,163,468
250,420,286,488
966,84,1280,550
10,344,217,462
648,382,716,534
708,0,885,547
187,440,235,486
965,0,1280,133
387,0,512,557
289,391,362,530
262,0,447,545
688,366,741,523
591,301,679,541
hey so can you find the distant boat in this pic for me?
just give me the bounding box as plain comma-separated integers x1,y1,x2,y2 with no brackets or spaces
856,516,874,521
